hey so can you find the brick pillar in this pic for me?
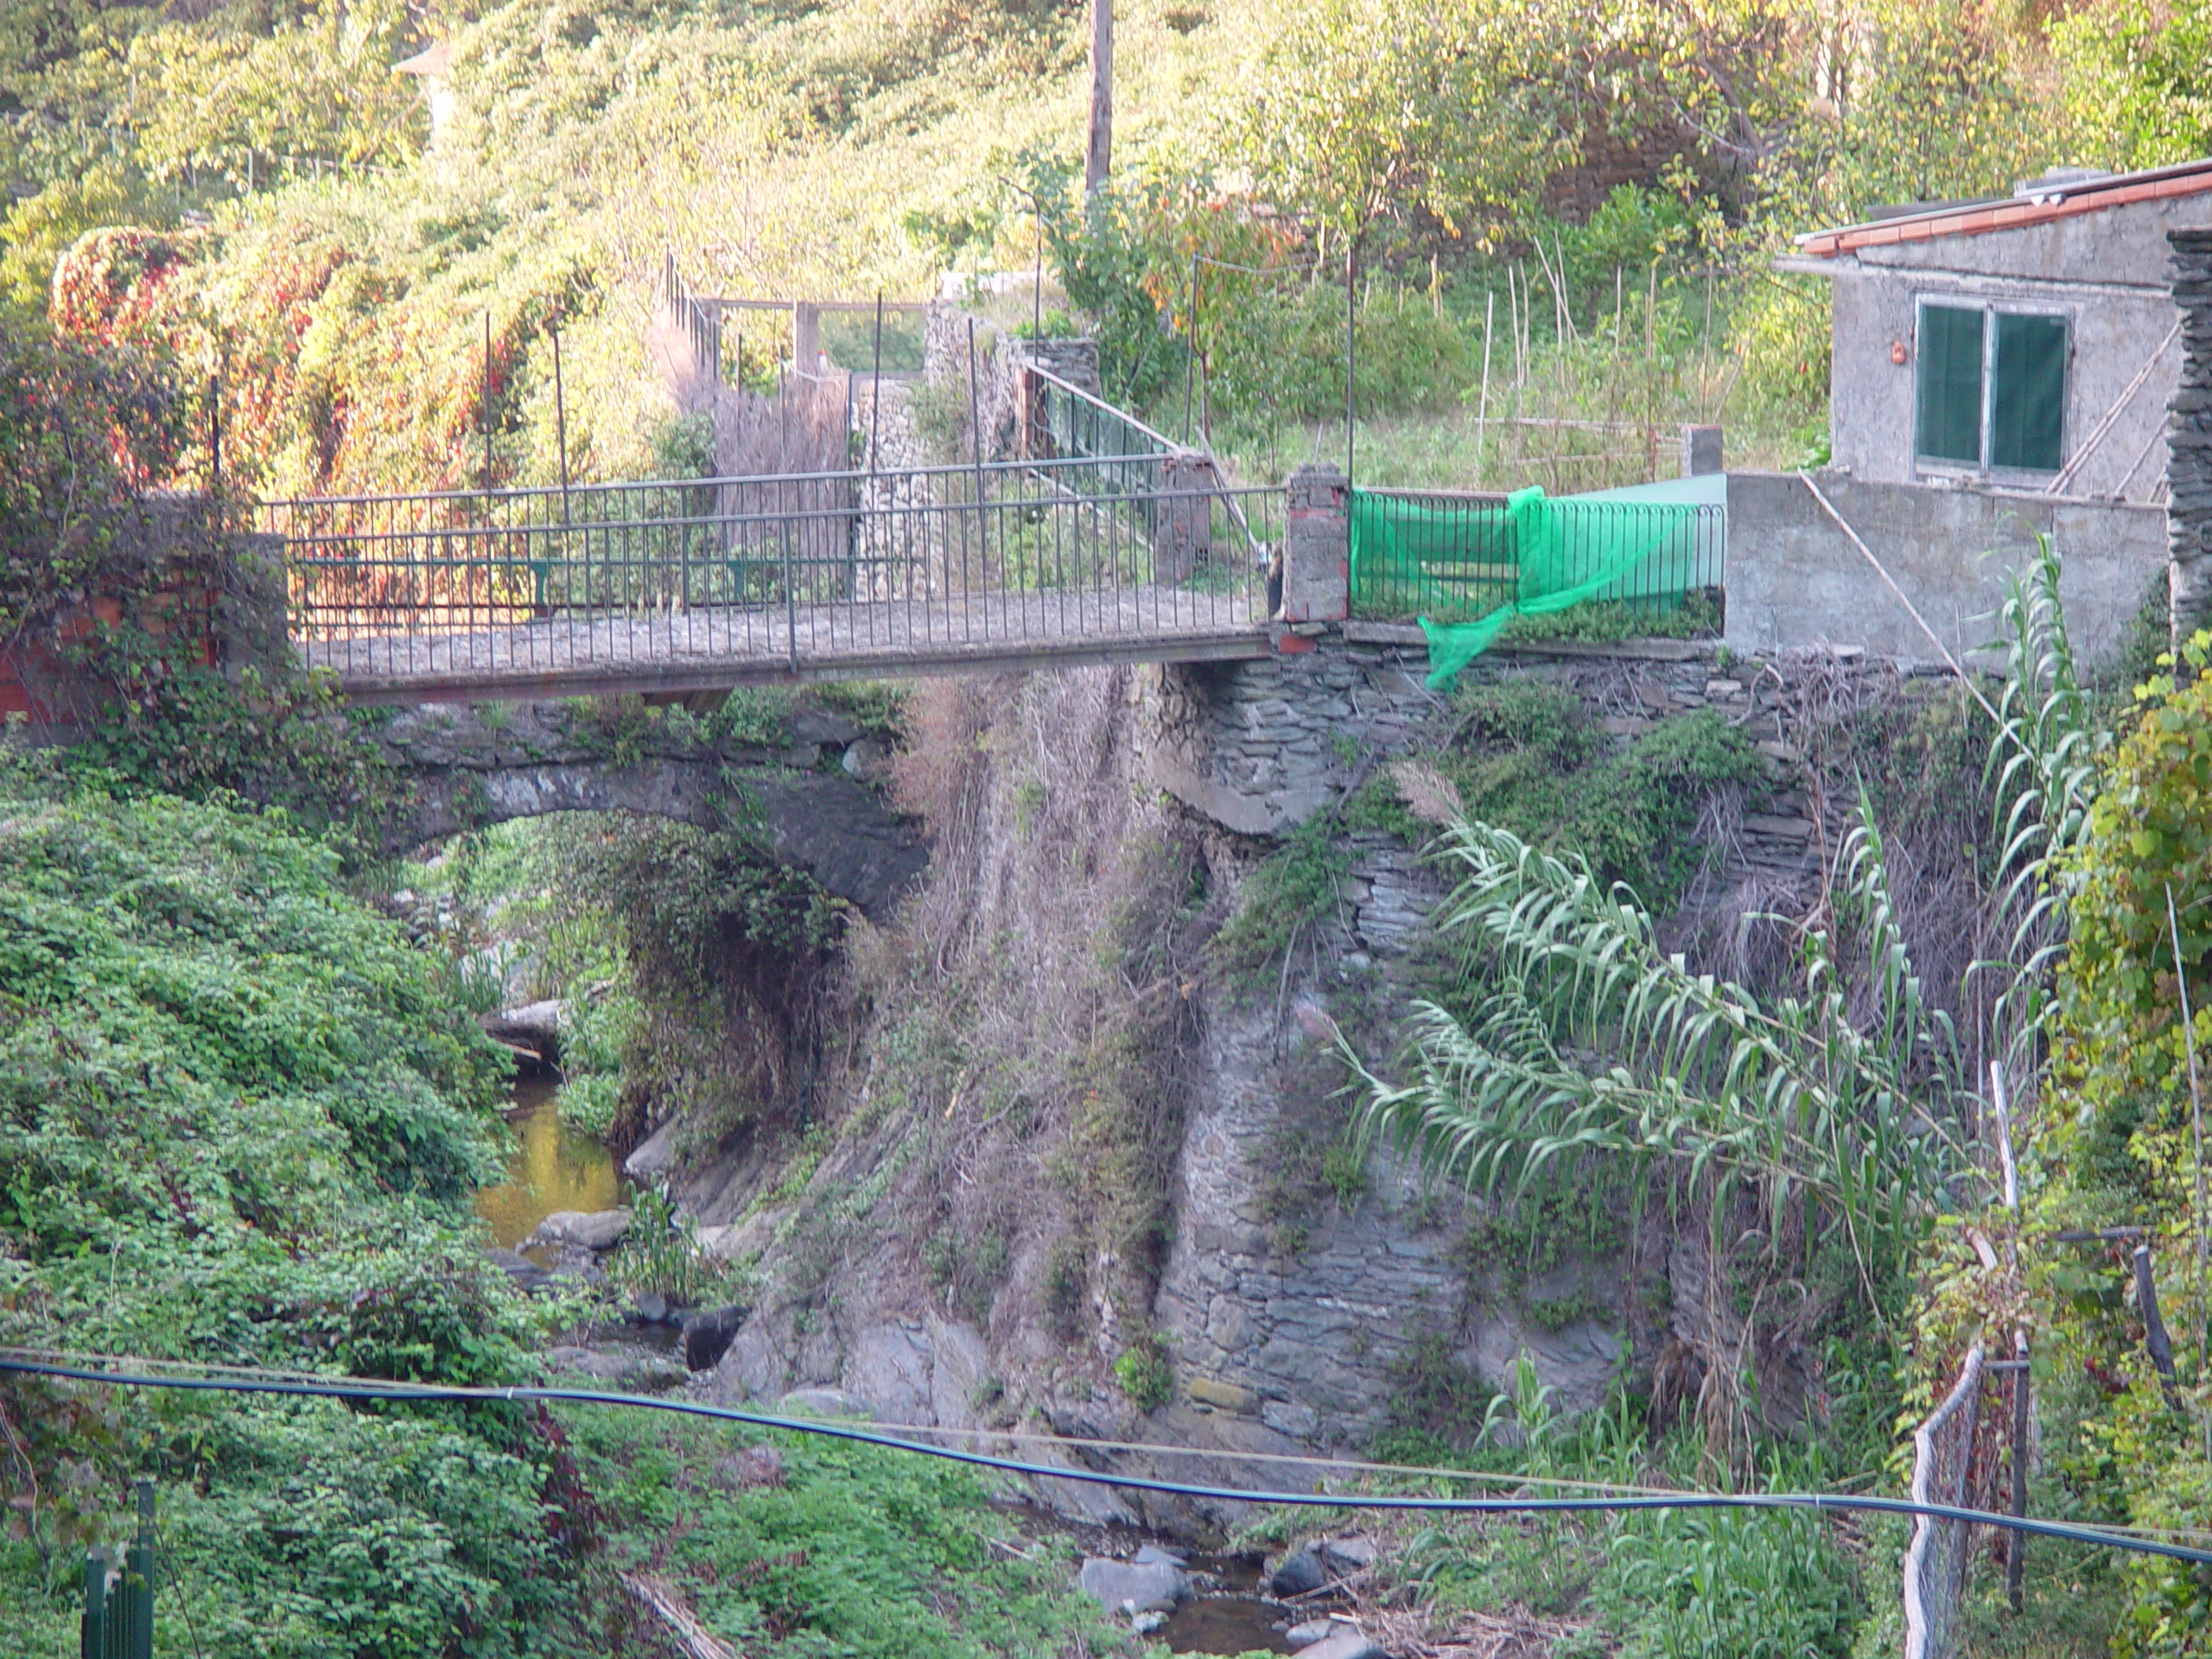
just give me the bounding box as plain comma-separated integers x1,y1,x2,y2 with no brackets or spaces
2167,228,2212,643
1281,462,1349,623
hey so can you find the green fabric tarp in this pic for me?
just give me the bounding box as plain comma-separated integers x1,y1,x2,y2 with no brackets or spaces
1347,485,1709,690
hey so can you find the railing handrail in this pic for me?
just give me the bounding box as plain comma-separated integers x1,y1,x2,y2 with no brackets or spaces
276,483,1286,546
1357,486,1517,505
257,452,1205,514
1029,365,1184,454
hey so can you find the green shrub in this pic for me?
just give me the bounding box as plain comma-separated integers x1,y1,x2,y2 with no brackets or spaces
1352,682,1758,910
1210,817,1349,983
557,1069,623,1139
0,757,580,1652
1113,1338,1173,1411
609,1183,741,1307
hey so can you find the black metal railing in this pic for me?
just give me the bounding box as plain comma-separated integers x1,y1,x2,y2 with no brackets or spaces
263,454,1280,692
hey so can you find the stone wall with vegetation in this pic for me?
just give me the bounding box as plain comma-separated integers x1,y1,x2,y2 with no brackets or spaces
652,628,1961,1489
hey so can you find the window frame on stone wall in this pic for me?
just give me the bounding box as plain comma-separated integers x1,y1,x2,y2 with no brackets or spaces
1913,296,2071,480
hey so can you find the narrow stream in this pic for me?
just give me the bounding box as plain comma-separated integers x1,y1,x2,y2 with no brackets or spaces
478,1083,1299,1653
1152,1552,1296,1655
475,1073,626,1249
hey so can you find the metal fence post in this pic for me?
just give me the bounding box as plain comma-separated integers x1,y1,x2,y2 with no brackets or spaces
82,1547,111,1659
2008,1330,2030,1614
127,1481,154,1659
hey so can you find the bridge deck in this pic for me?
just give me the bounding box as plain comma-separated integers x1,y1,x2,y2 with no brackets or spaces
307,585,1268,703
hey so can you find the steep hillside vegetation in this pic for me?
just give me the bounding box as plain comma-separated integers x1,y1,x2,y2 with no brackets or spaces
12,0,2212,495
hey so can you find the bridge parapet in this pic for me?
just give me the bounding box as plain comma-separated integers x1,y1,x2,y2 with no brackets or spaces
264,453,1284,705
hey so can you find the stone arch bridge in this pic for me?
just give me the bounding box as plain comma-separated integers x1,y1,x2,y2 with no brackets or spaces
373,695,931,920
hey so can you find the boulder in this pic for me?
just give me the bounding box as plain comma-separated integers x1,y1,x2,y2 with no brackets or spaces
1271,1545,1329,1598
482,999,564,1050
632,1289,671,1324
842,738,889,779
775,1388,874,1421
624,1118,680,1183
842,1322,935,1427
538,1345,688,1393
791,708,864,746
1076,1557,1190,1616
1290,1632,1386,1659
682,1304,749,1373
1132,1544,1186,1568
1321,1536,1376,1573
483,1246,550,1293
525,1208,631,1252
1285,1619,1343,1647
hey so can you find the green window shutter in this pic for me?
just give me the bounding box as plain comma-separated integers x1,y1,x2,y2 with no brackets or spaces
1916,305,1986,465
1991,312,2068,472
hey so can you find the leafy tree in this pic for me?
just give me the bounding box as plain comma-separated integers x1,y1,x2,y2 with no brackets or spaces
2050,0,2212,174
1233,0,1573,257
0,757,588,1655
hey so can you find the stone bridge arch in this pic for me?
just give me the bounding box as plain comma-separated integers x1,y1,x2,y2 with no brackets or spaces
374,697,928,919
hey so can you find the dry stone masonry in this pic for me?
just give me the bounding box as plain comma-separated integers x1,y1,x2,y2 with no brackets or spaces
2170,225,2212,636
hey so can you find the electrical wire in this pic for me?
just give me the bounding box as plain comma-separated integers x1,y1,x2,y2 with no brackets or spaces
8,1353,2211,1567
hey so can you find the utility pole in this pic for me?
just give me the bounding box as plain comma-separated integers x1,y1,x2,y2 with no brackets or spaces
1084,0,1113,200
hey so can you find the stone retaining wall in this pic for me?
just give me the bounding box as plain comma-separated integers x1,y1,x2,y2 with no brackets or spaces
921,304,1101,461
1151,630,1842,875
2171,226,2212,632
1141,627,1892,1446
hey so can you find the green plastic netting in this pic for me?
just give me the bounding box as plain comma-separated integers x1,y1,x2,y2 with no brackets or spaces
1348,486,1715,690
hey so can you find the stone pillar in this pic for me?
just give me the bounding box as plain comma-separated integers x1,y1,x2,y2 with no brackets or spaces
792,302,822,372
2168,229,2212,644
1156,450,1217,583
1680,423,1724,477
1281,462,1349,623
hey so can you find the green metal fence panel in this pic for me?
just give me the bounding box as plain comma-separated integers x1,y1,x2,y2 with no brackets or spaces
80,1483,155,1659
1348,485,1723,688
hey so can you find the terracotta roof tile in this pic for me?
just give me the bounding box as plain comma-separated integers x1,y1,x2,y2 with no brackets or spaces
1798,158,2212,257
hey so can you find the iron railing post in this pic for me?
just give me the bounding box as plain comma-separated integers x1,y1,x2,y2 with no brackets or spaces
782,513,798,674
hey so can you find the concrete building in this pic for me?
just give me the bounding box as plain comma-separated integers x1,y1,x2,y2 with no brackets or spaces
1783,159,2212,503
1722,160,2212,666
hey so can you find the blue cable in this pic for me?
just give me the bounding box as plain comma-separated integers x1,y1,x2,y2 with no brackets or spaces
6,1354,2208,1567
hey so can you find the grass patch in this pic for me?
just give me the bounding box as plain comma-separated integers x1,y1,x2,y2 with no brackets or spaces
1113,1337,1174,1412
1497,588,1723,644
564,1406,1135,1658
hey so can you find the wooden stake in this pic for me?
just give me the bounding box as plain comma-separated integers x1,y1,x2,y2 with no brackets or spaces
1344,244,1356,482
869,293,884,478
482,311,494,493
1477,289,1494,482
1184,254,1198,444
2167,880,2207,1285
2135,1244,2185,1410
551,327,570,509
1084,0,1114,199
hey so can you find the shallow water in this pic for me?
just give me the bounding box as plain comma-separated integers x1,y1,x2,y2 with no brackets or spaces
474,1074,626,1247
1153,1592,1294,1655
